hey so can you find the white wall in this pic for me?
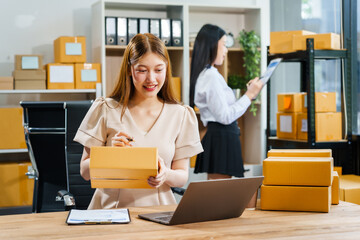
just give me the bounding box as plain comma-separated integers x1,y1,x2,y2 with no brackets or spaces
0,0,97,76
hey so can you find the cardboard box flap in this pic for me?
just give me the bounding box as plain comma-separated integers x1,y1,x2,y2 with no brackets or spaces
267,149,332,158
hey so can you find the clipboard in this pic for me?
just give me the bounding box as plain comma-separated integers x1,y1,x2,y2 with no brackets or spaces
66,208,131,225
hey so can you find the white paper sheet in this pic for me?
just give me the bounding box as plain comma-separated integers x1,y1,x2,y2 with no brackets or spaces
66,208,130,224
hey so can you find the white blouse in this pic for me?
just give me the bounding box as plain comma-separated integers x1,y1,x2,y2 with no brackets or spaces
194,66,251,126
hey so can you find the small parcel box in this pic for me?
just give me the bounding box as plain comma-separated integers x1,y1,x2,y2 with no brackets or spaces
90,147,158,189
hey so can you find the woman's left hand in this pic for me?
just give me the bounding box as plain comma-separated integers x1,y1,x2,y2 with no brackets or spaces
148,157,168,188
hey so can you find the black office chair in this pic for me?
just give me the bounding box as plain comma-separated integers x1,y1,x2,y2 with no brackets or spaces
21,101,94,213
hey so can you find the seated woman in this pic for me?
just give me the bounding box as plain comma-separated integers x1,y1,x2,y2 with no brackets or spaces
74,33,203,209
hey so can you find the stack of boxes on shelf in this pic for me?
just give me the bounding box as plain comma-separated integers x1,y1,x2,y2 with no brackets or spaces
47,36,101,89
13,55,46,89
0,76,14,90
277,92,342,141
270,30,341,54
0,107,34,208
260,149,339,213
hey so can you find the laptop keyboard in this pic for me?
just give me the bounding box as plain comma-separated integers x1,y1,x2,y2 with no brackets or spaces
155,214,173,223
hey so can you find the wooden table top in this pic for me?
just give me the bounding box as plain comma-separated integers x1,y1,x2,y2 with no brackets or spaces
0,201,359,240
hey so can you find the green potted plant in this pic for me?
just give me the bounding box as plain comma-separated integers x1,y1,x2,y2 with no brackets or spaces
227,30,261,116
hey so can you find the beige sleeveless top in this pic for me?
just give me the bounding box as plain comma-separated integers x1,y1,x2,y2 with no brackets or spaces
74,97,203,209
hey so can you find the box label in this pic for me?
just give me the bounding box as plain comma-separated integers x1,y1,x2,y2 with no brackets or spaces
65,43,82,55
280,115,292,133
81,69,97,82
22,56,39,69
301,119,308,132
50,65,74,83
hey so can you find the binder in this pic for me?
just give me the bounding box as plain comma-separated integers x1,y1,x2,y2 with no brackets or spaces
139,18,150,34
127,18,139,42
150,19,160,38
117,17,127,45
160,19,171,46
105,17,117,45
171,19,182,46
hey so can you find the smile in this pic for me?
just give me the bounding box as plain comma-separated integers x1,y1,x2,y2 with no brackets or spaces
143,84,157,91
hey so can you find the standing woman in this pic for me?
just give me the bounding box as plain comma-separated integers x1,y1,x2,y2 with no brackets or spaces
190,24,263,180
74,33,203,209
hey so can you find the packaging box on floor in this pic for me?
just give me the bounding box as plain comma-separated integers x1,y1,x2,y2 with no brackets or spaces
0,108,26,149
277,93,304,113
297,112,342,141
15,55,43,70
0,76,13,90
267,149,332,158
263,157,333,186
293,33,341,51
47,63,75,89
74,63,101,89
270,30,315,54
90,147,158,189
54,36,86,63
0,162,34,207
261,185,331,213
301,92,336,113
339,175,360,205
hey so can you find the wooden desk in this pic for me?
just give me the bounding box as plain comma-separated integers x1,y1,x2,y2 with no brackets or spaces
1,201,359,239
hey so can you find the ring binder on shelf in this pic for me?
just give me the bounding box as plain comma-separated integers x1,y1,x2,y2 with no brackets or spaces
105,17,117,45
171,19,182,46
117,17,127,45
128,18,139,43
150,19,161,38
160,19,171,46
139,18,150,34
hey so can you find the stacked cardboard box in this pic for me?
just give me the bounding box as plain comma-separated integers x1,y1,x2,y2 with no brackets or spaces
13,55,46,89
0,76,13,90
270,30,341,54
48,36,101,89
339,174,360,205
0,108,26,149
261,149,339,213
277,92,342,141
0,162,34,207
90,147,158,189
297,92,342,141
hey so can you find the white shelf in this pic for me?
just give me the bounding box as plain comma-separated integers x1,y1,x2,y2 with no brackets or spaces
0,89,96,94
0,149,28,154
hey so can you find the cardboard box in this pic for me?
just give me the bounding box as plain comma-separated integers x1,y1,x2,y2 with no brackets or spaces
270,30,315,54
260,185,331,213
339,175,360,205
74,63,101,89
15,80,46,90
263,157,333,186
0,108,26,149
47,63,75,89
54,36,86,63
293,33,341,51
13,70,46,80
0,162,34,207
0,76,13,90
334,166,342,176
171,77,181,102
332,171,339,205
15,55,43,70
276,112,299,139
267,149,332,158
190,155,197,168
297,112,342,141
301,92,336,113
90,147,158,189
277,93,303,113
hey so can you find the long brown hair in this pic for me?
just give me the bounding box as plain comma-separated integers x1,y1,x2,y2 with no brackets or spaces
109,33,178,118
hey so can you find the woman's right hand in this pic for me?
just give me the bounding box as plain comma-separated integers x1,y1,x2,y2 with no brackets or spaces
111,131,134,147
245,77,264,100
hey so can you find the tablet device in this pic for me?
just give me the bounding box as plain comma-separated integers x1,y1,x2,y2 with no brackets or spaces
260,58,282,84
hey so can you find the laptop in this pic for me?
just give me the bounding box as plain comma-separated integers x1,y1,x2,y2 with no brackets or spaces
138,176,264,225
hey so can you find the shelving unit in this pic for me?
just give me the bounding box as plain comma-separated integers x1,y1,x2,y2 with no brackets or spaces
91,0,270,166
266,38,355,172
